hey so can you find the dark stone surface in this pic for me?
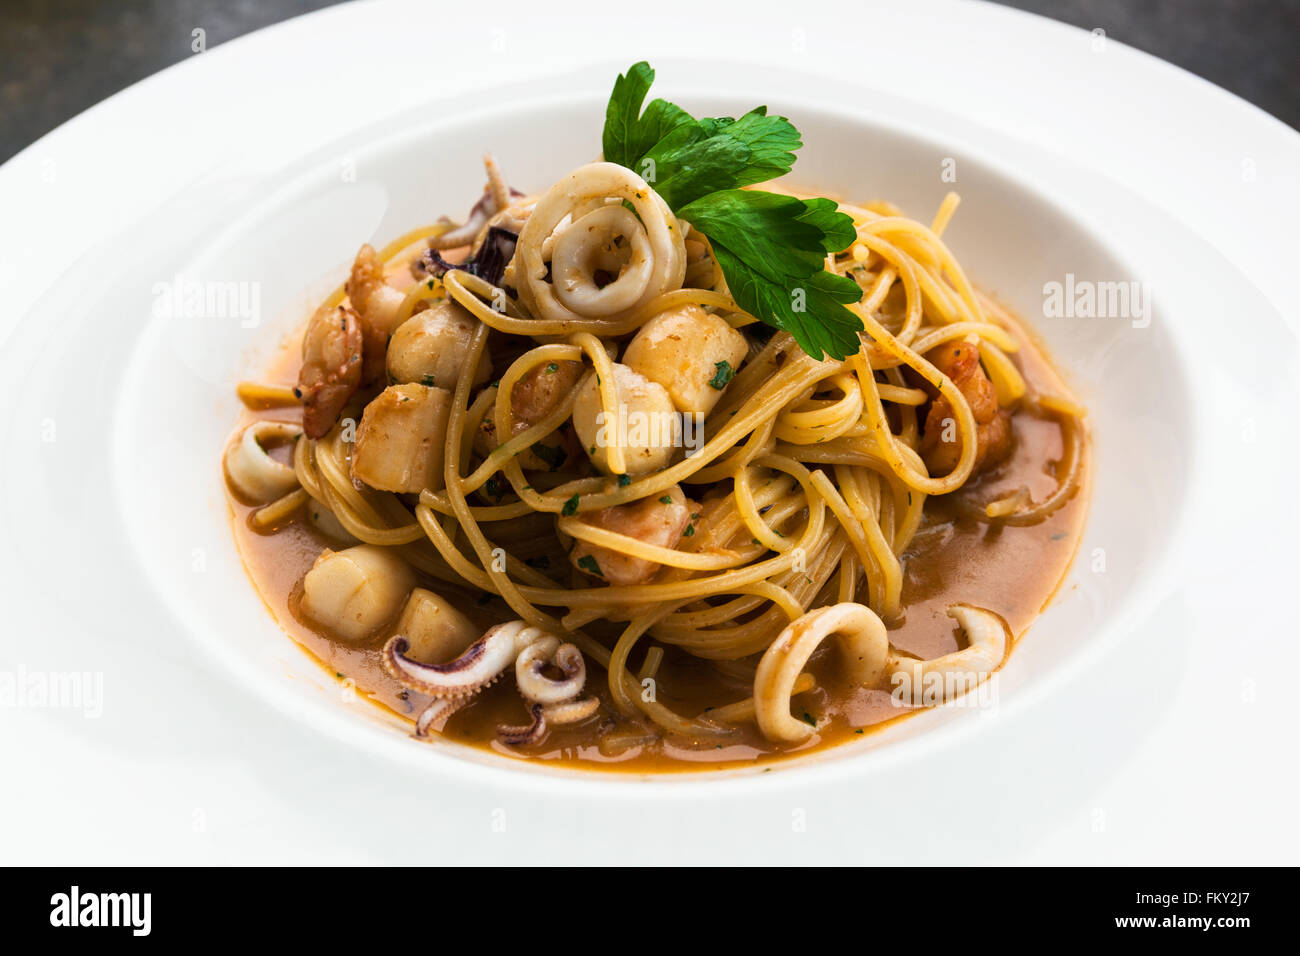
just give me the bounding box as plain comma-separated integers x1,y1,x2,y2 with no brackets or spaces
1,0,1297,164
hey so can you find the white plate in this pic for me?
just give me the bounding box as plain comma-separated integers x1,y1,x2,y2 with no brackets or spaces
2,0,1297,863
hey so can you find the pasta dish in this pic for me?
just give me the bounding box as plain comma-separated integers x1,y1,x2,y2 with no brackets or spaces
223,63,1088,770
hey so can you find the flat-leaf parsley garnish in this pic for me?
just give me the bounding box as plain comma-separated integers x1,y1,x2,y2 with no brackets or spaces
603,62,863,360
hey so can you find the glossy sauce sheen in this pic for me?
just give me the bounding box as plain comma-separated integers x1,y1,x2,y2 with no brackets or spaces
230,308,1088,773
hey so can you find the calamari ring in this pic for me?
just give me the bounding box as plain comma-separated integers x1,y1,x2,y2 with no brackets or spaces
508,162,686,324
224,421,302,503
753,602,889,743
887,604,1008,705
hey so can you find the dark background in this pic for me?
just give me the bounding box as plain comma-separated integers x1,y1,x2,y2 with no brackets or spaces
1,0,1297,164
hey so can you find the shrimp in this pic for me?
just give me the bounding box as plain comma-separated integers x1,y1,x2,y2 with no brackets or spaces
346,244,410,382
920,340,1011,476
297,303,363,439
568,485,694,586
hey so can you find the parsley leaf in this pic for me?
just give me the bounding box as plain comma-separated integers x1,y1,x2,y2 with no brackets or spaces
640,108,801,209
680,190,862,359
561,493,580,516
602,63,864,361
576,554,603,577
602,62,696,170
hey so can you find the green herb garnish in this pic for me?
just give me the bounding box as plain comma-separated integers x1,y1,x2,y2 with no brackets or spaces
561,493,580,516
617,473,632,487
576,554,603,577
708,360,734,390
603,62,863,360
659,495,673,505
531,442,566,471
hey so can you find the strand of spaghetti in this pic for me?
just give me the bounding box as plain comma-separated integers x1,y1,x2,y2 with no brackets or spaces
930,191,961,237
837,552,860,604
250,488,307,528
685,415,775,484
875,383,928,406
608,604,678,716
808,470,883,613
414,503,558,627
861,216,988,327
1037,391,1087,419
910,322,1020,355
442,269,530,319
836,464,903,618
292,434,325,504
569,331,627,475
736,581,805,622
460,380,498,467
393,275,442,328
774,371,863,445
559,517,745,570
311,434,426,544
237,382,299,408
884,366,921,447
851,232,924,346
959,403,1085,526
418,489,534,522
706,332,797,423
447,270,732,339
777,438,888,472
977,340,1028,403
734,462,803,553
317,474,426,545
704,673,816,724
638,645,664,681
737,453,824,550
642,287,741,316
849,314,979,494
456,346,585,493
658,533,848,658
657,527,842,642
660,579,805,631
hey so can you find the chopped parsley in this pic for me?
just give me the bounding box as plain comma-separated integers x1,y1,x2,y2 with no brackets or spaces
561,493,580,516
659,495,674,505
708,360,735,390
617,473,632,487
576,554,603,577
531,442,566,471
545,362,559,374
